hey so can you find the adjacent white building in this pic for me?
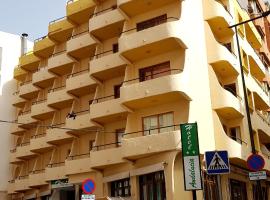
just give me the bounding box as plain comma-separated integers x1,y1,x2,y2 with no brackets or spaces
0,31,32,200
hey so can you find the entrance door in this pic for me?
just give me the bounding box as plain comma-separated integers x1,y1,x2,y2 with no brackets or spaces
230,179,247,200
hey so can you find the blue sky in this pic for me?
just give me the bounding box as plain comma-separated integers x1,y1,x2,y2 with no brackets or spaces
0,0,67,41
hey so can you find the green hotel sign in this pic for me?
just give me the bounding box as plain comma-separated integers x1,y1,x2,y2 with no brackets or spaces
180,123,202,191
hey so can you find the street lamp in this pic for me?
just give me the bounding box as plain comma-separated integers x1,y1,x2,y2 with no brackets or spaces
228,9,270,200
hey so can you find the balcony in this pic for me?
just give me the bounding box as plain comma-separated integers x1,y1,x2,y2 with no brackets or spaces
48,17,74,42
67,0,96,24
45,163,67,181
7,180,15,194
90,96,127,123
89,52,126,81
15,176,30,192
14,66,27,81
31,100,55,120
67,31,97,59
10,123,25,136
18,111,38,128
203,0,234,41
29,170,47,187
119,19,186,62
121,72,191,109
246,75,269,110
48,51,75,75
16,143,36,159
33,36,55,58
248,54,265,82
12,92,26,108
118,0,176,17
205,25,239,78
66,70,97,96
19,81,39,100
122,129,181,160
89,8,125,41
47,86,74,109
65,154,91,175
252,111,270,137
212,113,246,159
19,51,40,71
66,110,96,134
30,134,53,153
46,124,74,144
33,67,56,88
90,144,125,169
9,149,21,164
210,70,244,119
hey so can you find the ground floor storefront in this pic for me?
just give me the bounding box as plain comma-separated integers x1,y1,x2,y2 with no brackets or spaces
9,152,270,200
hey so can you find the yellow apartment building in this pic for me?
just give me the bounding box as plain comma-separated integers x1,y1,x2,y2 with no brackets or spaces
6,0,270,199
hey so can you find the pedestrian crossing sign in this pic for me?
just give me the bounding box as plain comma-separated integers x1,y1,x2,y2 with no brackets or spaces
205,151,230,174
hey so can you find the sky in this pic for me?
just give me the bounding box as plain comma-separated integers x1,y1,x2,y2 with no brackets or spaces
0,0,67,41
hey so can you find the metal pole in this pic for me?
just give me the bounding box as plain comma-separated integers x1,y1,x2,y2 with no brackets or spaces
234,26,263,200
192,190,197,200
217,175,223,200
234,27,256,153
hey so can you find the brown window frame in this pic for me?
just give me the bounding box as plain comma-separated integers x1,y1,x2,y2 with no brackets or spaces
142,112,174,135
139,61,170,82
136,14,167,32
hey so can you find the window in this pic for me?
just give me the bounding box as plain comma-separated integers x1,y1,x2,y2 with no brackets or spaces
139,62,170,82
112,43,119,53
137,14,167,31
111,178,131,197
230,179,247,200
139,171,166,200
114,84,122,98
116,128,125,146
229,126,241,143
143,112,174,135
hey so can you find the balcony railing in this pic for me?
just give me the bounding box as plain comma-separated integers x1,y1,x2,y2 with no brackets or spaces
32,99,47,105
47,162,65,168
92,95,117,104
92,142,121,151
30,169,45,174
93,5,117,17
67,152,90,160
31,133,46,139
121,17,179,34
48,85,66,93
19,110,31,116
67,68,89,78
93,49,114,59
18,175,29,180
20,80,32,86
49,16,67,25
8,180,15,183
71,30,89,39
123,69,182,84
34,35,47,43
122,124,180,137
52,50,66,57
17,142,30,147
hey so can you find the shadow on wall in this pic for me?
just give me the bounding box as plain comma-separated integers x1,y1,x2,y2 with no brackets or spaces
0,78,16,192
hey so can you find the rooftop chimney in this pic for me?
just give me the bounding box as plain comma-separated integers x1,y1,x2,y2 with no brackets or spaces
21,33,28,56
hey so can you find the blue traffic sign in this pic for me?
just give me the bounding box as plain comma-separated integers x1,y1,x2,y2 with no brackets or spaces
82,179,96,194
247,154,265,172
205,151,230,174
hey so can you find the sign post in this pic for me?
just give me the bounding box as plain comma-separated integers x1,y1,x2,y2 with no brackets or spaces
180,123,202,199
247,154,265,200
205,151,230,200
82,179,96,195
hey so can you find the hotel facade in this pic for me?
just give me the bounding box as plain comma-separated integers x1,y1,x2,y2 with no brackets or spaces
7,0,270,199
